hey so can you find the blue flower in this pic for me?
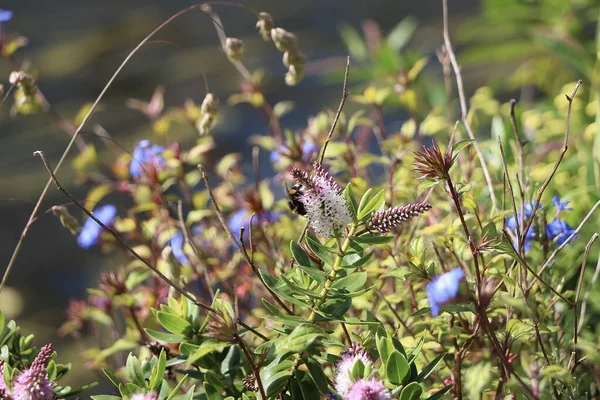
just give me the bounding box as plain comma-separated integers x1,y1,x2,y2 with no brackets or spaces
77,205,117,249
169,231,188,265
506,202,541,252
228,209,281,240
129,140,167,179
427,268,465,317
552,196,573,212
546,219,577,246
0,9,12,23
270,142,318,167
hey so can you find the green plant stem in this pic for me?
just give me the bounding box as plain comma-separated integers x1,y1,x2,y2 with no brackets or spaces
307,225,357,323
291,225,357,373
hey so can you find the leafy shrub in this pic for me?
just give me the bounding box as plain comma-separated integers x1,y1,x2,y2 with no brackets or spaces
1,1,600,399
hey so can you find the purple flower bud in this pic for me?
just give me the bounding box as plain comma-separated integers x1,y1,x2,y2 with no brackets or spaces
169,231,189,265
427,268,465,317
77,205,117,249
369,203,432,233
12,344,55,400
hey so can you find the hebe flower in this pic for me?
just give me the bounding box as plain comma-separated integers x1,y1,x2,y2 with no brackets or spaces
130,392,158,400
11,343,55,400
290,162,352,238
77,204,117,249
369,203,432,233
346,378,391,400
129,140,166,179
169,231,188,265
427,268,465,317
334,343,373,398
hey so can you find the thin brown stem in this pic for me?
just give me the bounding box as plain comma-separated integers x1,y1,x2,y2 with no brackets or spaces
199,165,293,315
442,0,498,210
0,4,208,294
571,234,598,372
518,80,582,253
235,333,267,400
33,151,214,313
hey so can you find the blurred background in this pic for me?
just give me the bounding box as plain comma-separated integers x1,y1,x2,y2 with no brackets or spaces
1,0,597,389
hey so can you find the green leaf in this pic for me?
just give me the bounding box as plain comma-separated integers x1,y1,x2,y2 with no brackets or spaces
279,323,326,355
451,139,475,161
126,353,145,387
306,358,329,394
352,235,394,245
407,335,424,363
332,271,367,292
358,189,385,220
400,382,423,400
203,382,222,400
261,360,293,398
166,374,189,400
291,241,312,267
339,25,368,62
417,178,440,196
344,183,359,223
91,396,121,400
145,329,186,343
387,17,418,51
306,232,335,264
149,350,166,390
156,312,191,335
426,384,453,399
417,353,446,382
102,368,122,388
386,351,410,385
297,370,321,400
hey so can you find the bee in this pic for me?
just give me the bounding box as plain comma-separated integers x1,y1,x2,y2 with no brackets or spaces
286,183,307,216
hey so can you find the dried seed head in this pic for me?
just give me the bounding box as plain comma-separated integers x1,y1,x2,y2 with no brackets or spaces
256,12,274,41
242,375,257,391
225,37,244,62
414,141,454,181
52,205,80,235
271,28,297,53
369,203,432,233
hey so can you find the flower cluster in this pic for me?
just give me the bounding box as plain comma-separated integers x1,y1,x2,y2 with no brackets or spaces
77,204,117,249
270,141,318,167
290,162,352,237
0,344,56,400
427,268,465,317
506,197,577,252
334,343,390,400
129,139,167,180
369,203,432,233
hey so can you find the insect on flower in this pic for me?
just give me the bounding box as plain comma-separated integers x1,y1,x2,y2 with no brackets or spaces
285,183,307,216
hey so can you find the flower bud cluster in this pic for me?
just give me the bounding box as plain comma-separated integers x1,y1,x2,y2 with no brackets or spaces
256,11,305,86
225,37,244,62
369,203,432,233
197,93,219,136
